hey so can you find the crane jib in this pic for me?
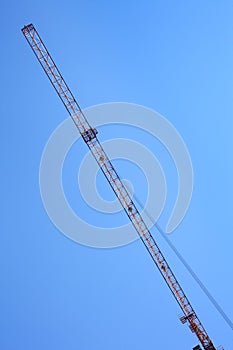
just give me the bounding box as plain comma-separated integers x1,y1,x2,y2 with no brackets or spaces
21,23,221,350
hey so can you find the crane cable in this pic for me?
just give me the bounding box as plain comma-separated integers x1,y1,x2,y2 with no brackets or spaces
128,187,233,332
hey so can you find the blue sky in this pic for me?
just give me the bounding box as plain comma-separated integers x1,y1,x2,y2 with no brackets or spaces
1,1,233,349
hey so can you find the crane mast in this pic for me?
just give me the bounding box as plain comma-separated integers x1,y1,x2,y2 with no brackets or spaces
22,23,218,350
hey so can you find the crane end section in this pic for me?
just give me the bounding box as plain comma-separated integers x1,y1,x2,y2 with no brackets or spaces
21,23,34,35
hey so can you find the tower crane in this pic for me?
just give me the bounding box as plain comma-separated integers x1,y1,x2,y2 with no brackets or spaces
22,23,222,350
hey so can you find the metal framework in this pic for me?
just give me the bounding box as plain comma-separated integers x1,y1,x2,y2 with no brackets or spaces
22,23,218,350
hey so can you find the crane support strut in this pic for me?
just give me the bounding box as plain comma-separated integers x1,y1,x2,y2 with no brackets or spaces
22,23,218,350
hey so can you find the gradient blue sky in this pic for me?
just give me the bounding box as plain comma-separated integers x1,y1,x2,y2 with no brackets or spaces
1,1,233,349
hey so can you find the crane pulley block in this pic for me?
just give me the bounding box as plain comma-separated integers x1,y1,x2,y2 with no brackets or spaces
81,128,98,143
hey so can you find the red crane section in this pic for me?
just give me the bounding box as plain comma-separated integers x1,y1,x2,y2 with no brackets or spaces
22,23,218,350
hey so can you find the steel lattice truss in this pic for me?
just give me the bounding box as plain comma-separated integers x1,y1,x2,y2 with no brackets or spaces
22,23,218,350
